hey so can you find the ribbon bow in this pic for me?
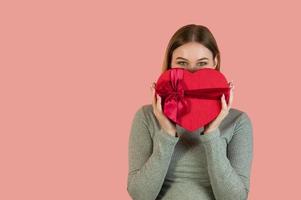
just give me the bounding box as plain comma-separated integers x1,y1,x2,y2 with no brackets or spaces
155,68,230,122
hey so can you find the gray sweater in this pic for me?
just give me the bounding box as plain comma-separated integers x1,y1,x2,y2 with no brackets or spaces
127,104,253,200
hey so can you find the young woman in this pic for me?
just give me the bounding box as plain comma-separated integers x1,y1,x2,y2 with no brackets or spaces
127,24,253,200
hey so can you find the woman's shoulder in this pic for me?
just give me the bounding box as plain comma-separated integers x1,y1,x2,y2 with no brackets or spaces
228,108,252,124
223,108,253,139
134,104,155,122
132,104,155,122
222,107,252,129
140,103,153,113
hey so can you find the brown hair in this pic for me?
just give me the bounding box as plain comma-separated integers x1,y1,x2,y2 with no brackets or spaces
161,24,221,73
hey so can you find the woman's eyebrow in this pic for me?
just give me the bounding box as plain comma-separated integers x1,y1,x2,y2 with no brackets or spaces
176,57,208,61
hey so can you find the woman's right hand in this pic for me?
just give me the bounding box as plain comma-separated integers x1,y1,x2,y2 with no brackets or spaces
150,82,177,137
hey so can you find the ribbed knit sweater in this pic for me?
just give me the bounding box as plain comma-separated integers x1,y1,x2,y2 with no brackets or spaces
127,104,253,200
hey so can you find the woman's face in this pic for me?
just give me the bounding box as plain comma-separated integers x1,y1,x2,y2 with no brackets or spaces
171,42,217,72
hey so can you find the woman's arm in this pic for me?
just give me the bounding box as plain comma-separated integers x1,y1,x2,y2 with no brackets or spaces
199,112,253,200
127,106,179,200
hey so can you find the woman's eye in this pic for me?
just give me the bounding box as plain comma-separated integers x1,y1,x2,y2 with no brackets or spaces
198,62,207,66
177,61,187,66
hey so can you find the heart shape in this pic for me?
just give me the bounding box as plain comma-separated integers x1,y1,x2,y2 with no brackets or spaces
155,67,230,132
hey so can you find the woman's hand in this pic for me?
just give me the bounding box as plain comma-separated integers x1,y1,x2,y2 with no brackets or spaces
203,81,235,134
150,82,177,137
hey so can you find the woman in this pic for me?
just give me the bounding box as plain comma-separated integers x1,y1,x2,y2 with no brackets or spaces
127,24,253,200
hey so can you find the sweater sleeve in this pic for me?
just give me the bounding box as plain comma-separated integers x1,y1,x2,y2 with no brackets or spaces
199,112,253,200
127,106,179,200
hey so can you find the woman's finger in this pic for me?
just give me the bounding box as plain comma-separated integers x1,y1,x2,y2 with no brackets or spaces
151,83,156,110
228,85,234,109
221,94,227,110
156,94,162,112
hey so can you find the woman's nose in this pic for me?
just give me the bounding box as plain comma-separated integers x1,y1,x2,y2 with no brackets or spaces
187,68,198,73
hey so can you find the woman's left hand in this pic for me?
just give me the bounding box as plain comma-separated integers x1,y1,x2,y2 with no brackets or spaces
203,81,235,134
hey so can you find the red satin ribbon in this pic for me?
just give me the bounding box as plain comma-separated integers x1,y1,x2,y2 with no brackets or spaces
155,68,230,122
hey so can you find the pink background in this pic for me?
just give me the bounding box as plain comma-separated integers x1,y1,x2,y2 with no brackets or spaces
1,0,300,199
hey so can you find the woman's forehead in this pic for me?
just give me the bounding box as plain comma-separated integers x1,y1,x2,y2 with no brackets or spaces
172,43,213,61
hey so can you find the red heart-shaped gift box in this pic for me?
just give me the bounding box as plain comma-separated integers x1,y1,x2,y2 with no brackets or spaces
155,67,230,132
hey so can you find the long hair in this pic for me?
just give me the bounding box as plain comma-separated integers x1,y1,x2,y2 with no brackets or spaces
162,24,221,73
